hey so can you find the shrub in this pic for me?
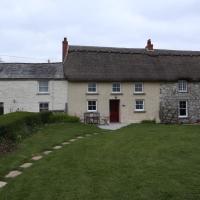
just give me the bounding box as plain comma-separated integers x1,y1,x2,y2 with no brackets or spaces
141,119,156,124
39,111,53,124
49,113,80,123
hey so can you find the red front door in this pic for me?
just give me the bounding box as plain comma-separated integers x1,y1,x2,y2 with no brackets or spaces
109,100,120,122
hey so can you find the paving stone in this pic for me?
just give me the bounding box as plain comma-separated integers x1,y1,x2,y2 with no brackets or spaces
5,170,22,178
69,139,77,142
53,145,62,150
62,142,70,145
32,155,43,161
93,132,99,135
43,150,52,155
0,181,7,188
85,134,91,137
77,136,84,139
20,163,33,169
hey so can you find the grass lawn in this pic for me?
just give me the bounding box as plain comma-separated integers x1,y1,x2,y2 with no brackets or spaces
1,123,200,199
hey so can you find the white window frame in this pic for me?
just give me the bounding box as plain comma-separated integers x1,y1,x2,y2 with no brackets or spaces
39,102,49,112
178,80,187,93
134,82,144,93
135,99,145,111
38,81,49,93
87,83,97,93
112,83,121,93
179,101,188,118
87,100,97,112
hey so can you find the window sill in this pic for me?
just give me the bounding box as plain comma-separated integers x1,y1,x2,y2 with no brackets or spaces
133,92,145,95
111,92,123,95
37,92,50,95
86,93,99,95
134,110,146,113
178,116,188,119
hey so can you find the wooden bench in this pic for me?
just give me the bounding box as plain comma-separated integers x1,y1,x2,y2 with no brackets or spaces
84,112,100,124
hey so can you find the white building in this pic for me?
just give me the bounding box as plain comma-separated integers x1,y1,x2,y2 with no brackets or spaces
0,62,67,114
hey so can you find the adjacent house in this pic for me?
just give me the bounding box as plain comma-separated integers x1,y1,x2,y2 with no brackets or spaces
0,62,67,114
63,38,200,124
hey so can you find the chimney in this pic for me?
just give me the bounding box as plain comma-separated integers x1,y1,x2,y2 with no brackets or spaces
145,39,154,51
62,37,68,62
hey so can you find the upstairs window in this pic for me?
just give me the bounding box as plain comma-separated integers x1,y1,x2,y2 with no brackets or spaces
178,80,187,92
39,81,49,93
179,101,188,118
134,82,143,93
112,83,121,93
88,83,97,93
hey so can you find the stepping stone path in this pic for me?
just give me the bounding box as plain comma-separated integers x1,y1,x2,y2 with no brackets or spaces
20,163,33,169
5,170,22,178
43,150,52,155
77,136,84,139
32,155,43,161
0,181,7,188
62,142,70,145
53,145,62,150
0,134,99,189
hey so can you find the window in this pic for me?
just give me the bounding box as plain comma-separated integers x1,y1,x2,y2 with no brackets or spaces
87,100,97,112
112,83,121,93
0,102,4,115
178,80,187,92
135,100,144,111
88,83,97,93
39,81,49,93
39,102,49,112
134,82,143,93
179,101,188,118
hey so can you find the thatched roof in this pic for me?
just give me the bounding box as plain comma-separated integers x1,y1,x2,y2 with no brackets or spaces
64,45,200,82
0,62,64,79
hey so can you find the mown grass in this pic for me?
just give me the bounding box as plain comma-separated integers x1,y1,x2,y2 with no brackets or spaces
1,123,200,200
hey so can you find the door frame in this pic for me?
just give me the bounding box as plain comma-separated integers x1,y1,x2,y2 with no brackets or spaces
109,99,120,123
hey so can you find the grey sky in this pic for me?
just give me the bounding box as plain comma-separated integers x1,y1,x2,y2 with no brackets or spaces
0,0,200,62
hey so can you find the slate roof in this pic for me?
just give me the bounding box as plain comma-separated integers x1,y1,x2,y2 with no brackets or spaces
0,62,64,79
64,45,200,82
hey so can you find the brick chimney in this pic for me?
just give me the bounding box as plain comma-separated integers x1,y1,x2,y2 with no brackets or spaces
62,37,68,62
145,39,154,51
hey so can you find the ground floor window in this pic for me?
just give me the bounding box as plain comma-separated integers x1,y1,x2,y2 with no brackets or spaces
179,101,188,117
0,102,4,115
87,100,97,112
135,100,144,111
39,102,49,112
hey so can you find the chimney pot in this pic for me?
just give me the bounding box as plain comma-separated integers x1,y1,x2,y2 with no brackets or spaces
145,39,154,51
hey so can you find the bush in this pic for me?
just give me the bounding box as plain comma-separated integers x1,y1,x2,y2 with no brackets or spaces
141,119,156,124
49,113,80,123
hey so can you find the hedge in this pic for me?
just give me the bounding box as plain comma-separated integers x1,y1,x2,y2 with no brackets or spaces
0,112,79,145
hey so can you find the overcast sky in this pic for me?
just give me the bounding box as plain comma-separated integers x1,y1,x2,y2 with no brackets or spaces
0,0,200,62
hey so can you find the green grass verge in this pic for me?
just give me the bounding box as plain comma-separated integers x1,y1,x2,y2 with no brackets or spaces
1,124,200,200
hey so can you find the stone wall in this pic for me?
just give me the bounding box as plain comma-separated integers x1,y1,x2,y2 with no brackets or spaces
160,82,200,123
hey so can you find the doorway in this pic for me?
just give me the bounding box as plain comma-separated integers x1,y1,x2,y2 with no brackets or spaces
109,100,120,122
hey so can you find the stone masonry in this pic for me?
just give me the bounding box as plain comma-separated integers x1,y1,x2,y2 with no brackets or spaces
160,82,200,123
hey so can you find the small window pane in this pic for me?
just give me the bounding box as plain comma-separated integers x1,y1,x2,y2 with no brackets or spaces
134,83,143,93
39,103,49,112
112,83,121,93
179,101,187,117
88,101,97,111
39,81,49,93
135,100,144,111
88,83,97,93
178,80,187,92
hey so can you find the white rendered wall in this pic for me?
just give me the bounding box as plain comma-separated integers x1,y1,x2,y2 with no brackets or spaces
0,80,68,114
